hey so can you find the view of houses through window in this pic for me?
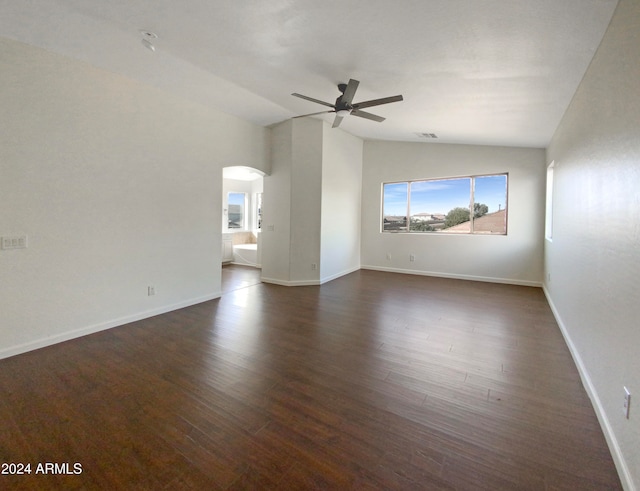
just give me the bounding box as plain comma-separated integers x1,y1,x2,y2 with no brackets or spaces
383,174,508,234
227,192,246,229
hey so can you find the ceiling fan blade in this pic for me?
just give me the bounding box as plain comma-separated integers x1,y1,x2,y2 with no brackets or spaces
291,93,335,108
293,110,334,119
340,79,360,105
352,94,403,110
332,114,344,128
351,109,385,123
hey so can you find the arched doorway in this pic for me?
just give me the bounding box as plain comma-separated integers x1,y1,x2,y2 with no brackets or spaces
221,166,265,292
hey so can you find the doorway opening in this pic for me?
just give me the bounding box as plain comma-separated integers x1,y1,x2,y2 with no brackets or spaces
221,166,265,271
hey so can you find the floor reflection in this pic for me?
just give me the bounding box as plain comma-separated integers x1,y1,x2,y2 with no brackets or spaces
221,264,261,294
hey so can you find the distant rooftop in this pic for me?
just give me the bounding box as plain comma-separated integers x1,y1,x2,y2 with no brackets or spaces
442,209,507,234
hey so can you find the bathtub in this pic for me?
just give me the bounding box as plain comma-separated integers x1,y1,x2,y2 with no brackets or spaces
232,243,260,267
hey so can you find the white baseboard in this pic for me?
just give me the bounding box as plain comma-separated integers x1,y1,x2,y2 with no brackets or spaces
0,292,222,361
320,265,360,285
230,261,260,268
260,277,320,286
543,286,635,491
360,264,542,287
261,265,360,287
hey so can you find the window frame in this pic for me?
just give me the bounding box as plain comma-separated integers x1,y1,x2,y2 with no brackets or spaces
545,162,554,242
255,192,263,230
381,173,509,235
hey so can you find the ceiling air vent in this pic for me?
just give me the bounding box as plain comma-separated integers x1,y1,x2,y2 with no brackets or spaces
417,132,438,139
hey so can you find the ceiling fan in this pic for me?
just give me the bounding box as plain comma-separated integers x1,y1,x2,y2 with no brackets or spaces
292,79,403,128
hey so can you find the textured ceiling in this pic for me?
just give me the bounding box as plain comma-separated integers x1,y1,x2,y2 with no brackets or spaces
0,0,618,147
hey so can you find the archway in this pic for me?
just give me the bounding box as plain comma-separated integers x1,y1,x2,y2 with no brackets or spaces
221,166,265,292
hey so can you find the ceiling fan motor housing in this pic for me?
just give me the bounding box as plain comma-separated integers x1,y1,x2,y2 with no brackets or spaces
335,96,352,111
292,78,402,128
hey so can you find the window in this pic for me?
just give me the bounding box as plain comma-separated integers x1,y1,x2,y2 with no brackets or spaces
227,192,246,229
545,162,554,241
382,174,508,235
383,182,408,232
255,193,263,230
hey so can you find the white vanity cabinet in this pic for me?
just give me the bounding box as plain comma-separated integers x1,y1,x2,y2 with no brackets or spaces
222,234,234,263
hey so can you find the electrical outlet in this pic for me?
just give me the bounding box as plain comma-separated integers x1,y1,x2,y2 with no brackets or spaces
311,263,317,271
386,253,391,260
410,254,415,262
623,387,631,419
148,286,156,296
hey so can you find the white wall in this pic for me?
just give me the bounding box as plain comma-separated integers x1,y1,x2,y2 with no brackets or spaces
262,118,363,286
545,0,640,488
0,38,270,359
289,119,323,283
361,141,545,285
320,124,363,282
263,119,324,285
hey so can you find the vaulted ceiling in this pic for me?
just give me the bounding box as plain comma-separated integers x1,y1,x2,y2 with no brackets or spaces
1,0,618,147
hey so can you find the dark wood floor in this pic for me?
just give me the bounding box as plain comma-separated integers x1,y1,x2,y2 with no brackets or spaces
0,267,621,490
221,263,262,294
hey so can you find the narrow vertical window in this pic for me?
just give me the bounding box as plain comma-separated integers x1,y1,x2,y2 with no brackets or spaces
228,192,246,229
255,193,263,230
545,162,554,241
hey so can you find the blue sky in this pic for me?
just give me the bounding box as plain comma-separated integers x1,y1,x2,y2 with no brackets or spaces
228,192,245,207
474,175,507,212
383,175,507,216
